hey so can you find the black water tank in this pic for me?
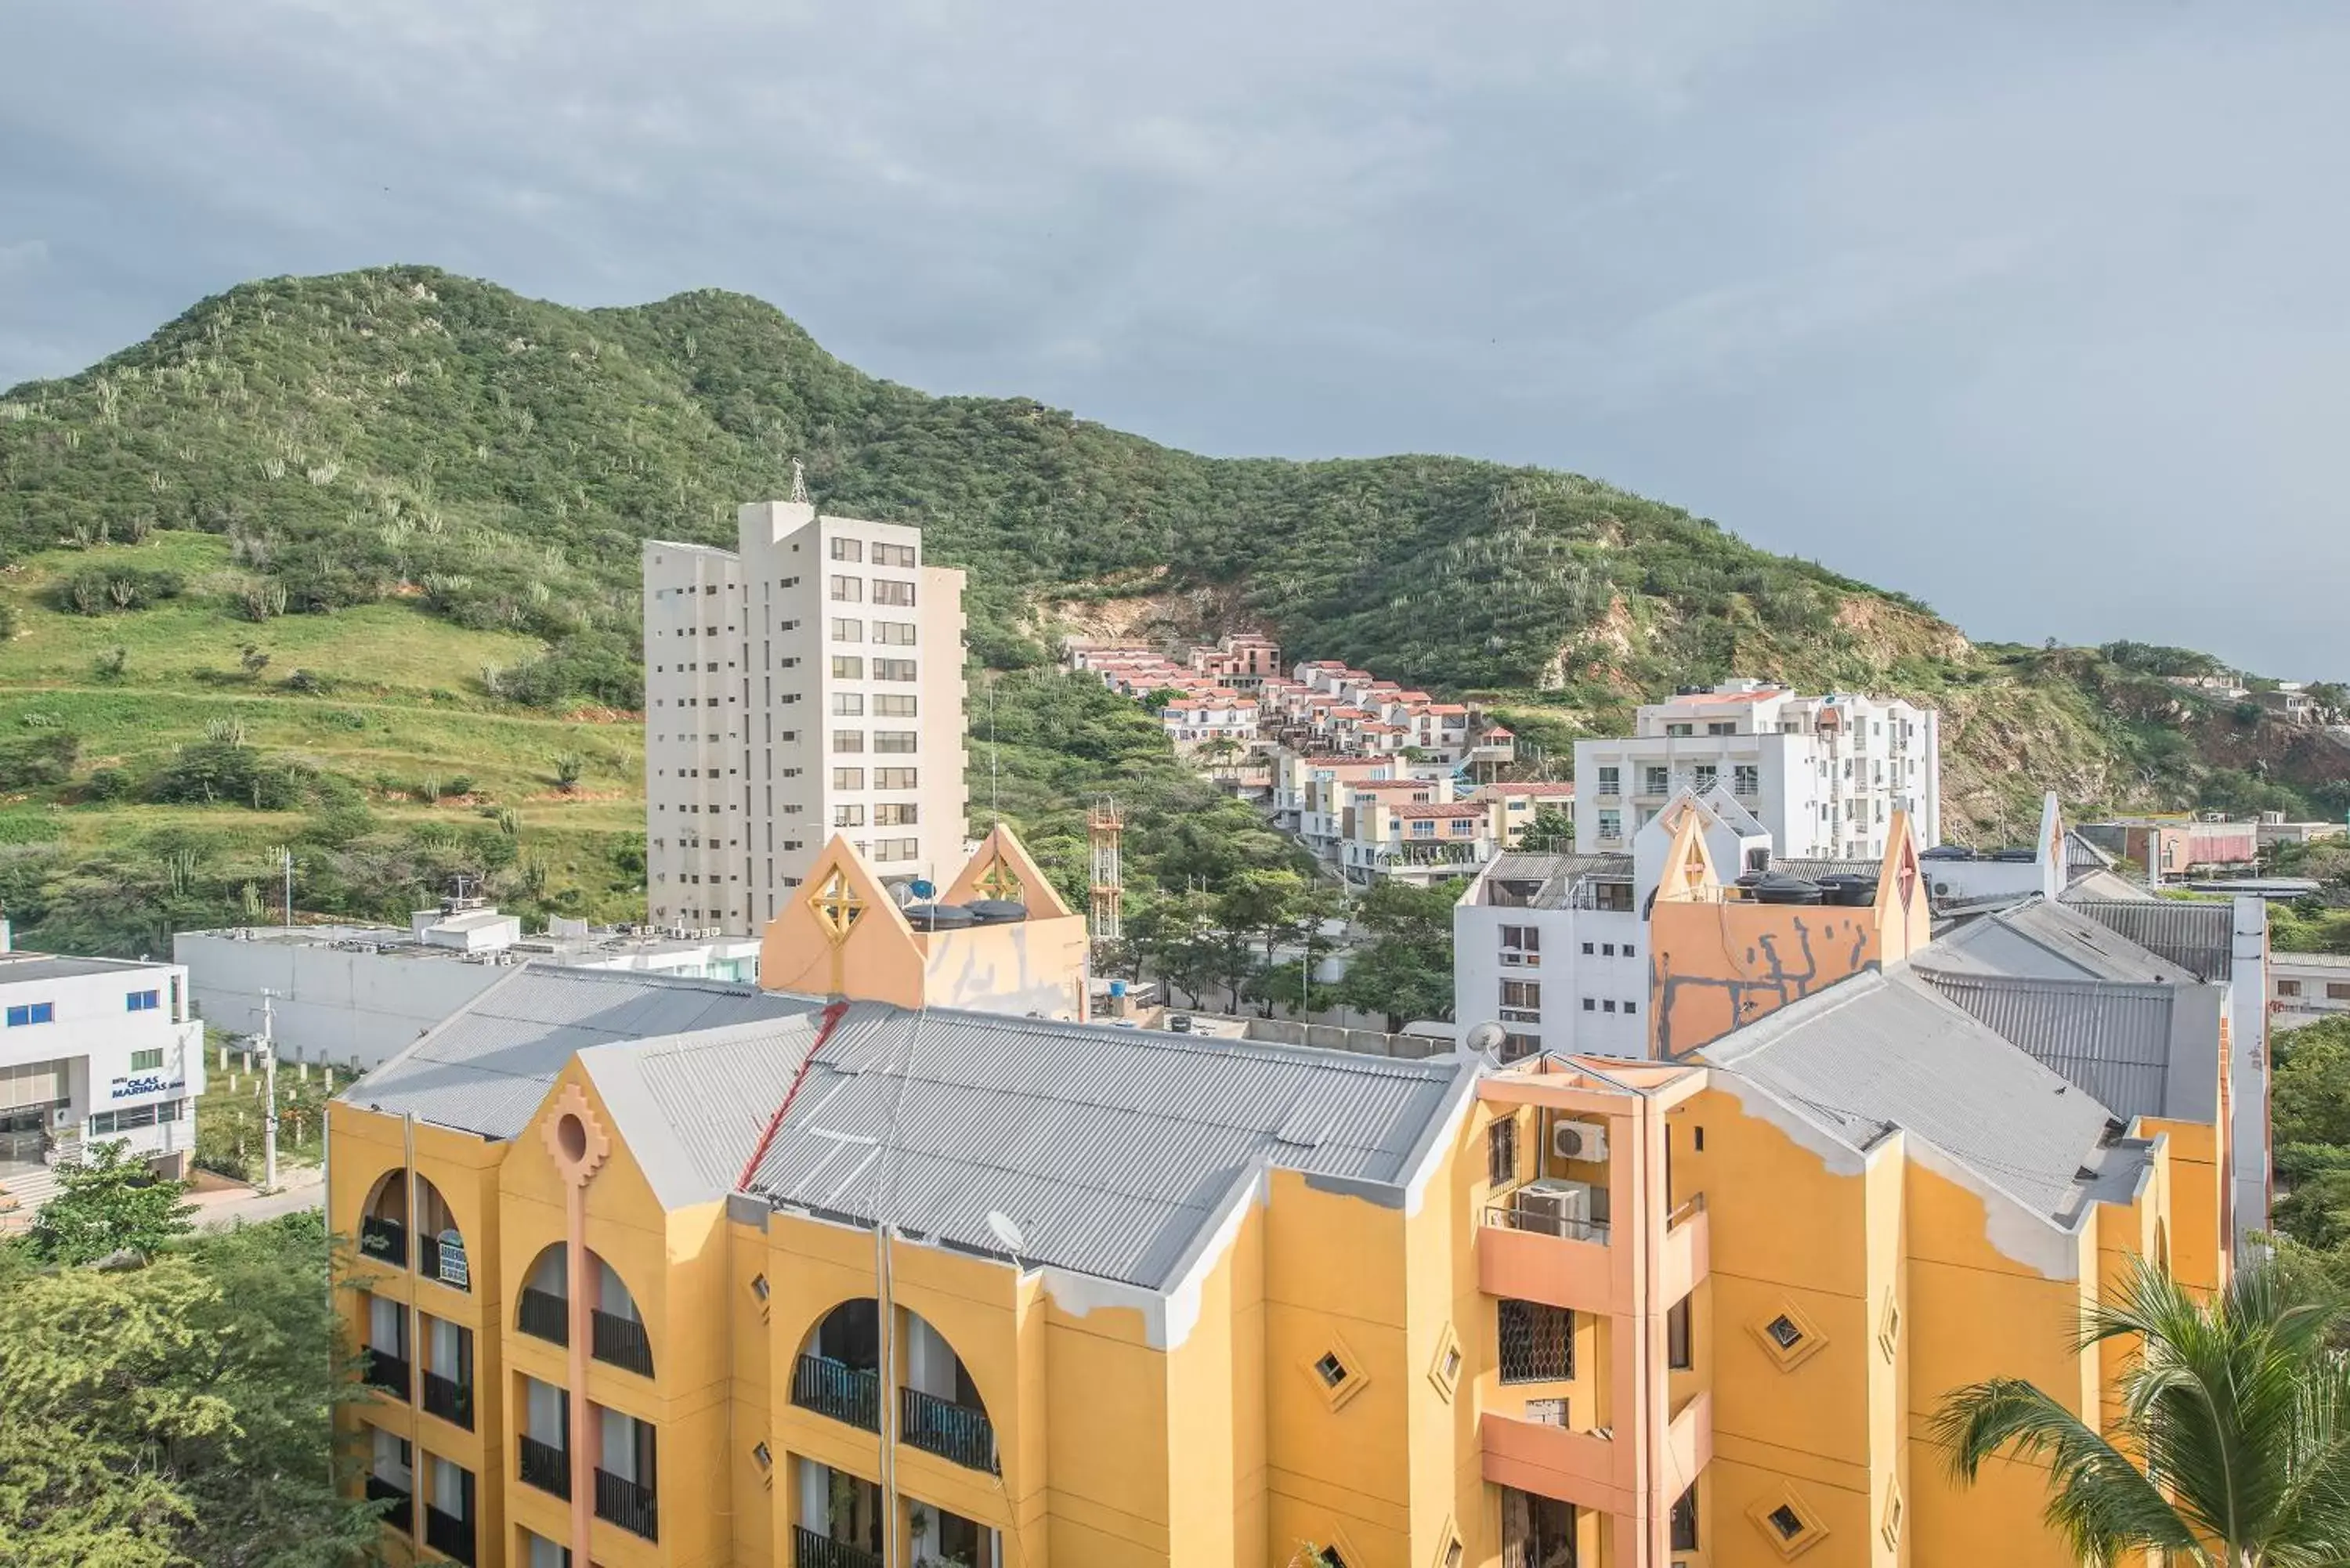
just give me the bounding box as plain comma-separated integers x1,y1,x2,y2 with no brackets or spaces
1921,845,1976,862
964,898,1028,925
902,902,977,930
1989,848,2037,863
1749,873,1824,905
1816,874,1880,907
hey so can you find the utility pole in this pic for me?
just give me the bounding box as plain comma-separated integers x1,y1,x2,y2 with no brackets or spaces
258,988,281,1191
282,847,294,928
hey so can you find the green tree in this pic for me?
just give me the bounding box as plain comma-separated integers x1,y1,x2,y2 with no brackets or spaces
27,1141,197,1265
0,1212,381,1568
1932,1257,2350,1568
1520,805,1574,851
1334,878,1462,1031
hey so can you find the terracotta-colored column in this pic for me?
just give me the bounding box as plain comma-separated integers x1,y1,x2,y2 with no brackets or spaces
542,1086,609,1568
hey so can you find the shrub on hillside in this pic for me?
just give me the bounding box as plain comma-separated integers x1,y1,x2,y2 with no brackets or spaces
54,565,184,615
147,740,309,810
0,732,81,789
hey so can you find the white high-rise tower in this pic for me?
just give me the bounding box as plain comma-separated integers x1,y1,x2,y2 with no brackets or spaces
643,498,968,934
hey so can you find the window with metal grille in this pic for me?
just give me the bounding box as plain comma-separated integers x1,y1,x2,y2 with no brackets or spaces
1498,1299,1573,1383
1488,1118,1517,1187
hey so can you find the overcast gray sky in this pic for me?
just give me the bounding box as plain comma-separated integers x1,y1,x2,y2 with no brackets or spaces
4,1,2344,674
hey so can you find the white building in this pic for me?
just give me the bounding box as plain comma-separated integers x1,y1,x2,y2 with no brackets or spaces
1455,789,1770,1060
2274,951,2350,1021
0,927,205,1214
1574,681,1940,861
645,498,967,934
176,903,765,1071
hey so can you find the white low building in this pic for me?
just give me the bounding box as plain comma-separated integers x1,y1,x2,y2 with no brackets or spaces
0,925,205,1214
176,901,764,1071
2274,951,2350,1021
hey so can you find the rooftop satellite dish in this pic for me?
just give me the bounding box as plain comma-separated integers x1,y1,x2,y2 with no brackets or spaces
985,1210,1027,1259
909,878,937,901
1464,1021,1509,1057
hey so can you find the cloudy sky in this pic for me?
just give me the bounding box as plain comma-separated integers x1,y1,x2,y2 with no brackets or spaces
4,1,2345,673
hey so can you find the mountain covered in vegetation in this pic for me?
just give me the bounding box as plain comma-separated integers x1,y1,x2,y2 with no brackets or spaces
0,265,2342,954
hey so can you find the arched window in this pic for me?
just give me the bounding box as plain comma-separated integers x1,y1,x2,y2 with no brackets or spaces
790,1299,997,1474
413,1175,470,1292
589,1251,653,1378
518,1244,568,1344
357,1169,409,1266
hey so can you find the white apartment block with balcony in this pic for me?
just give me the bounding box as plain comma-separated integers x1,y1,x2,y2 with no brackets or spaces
1574,681,1940,860
0,930,205,1205
1456,789,1772,1061
645,500,967,936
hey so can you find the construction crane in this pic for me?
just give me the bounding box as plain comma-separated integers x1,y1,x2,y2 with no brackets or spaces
1088,797,1124,944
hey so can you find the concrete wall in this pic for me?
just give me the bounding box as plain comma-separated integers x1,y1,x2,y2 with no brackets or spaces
175,930,504,1068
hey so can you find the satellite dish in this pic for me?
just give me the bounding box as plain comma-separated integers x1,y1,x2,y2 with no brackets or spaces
1465,1021,1509,1057
985,1211,1027,1261
909,878,938,901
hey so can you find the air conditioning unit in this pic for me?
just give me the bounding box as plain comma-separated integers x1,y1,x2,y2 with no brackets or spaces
50,1106,73,1129
1553,1119,1610,1165
1513,1179,1593,1237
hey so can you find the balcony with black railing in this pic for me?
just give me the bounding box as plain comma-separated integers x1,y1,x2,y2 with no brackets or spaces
792,1355,880,1433
899,1386,1000,1475
416,1233,471,1292
362,1348,410,1400
518,1434,570,1499
591,1310,655,1378
595,1468,658,1541
421,1370,472,1429
517,1287,569,1345
357,1216,407,1267
794,1526,884,1568
423,1504,476,1566
365,1474,413,1535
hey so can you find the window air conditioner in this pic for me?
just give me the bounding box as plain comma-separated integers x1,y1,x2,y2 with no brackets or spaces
1553,1119,1610,1165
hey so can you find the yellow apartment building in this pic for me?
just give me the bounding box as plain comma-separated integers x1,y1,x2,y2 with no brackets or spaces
327,822,2228,1568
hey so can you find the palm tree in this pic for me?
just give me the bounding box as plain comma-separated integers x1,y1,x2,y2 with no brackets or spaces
1931,1257,2350,1567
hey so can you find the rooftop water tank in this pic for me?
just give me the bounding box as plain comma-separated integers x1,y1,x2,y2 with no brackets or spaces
1749,873,1824,905
902,903,977,931
964,898,1028,926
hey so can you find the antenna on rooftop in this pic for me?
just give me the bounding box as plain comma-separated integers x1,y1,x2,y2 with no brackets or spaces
788,457,809,505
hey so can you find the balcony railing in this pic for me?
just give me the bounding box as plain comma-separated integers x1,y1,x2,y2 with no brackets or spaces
423,1504,476,1566
794,1526,884,1568
421,1370,473,1429
1483,1201,1610,1246
792,1355,880,1432
518,1435,570,1499
595,1468,659,1541
365,1474,413,1535
518,1287,569,1345
362,1349,410,1400
357,1216,407,1267
592,1310,655,1378
900,1386,1000,1475
416,1233,471,1292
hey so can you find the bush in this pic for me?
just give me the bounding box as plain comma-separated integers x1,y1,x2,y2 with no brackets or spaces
147,741,309,810
0,732,81,789
55,565,184,616
490,629,642,709
84,767,129,800
282,668,327,693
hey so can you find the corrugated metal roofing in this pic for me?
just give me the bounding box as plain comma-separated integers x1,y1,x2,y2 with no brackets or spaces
1771,858,1882,881
338,966,825,1139
2063,898,2236,981
2060,870,2159,906
580,1012,835,1209
744,1005,1471,1290
1914,970,2186,1118
1701,970,2132,1227
1928,898,2190,985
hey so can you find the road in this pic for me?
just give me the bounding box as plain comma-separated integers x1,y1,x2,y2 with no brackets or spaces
188,1164,326,1230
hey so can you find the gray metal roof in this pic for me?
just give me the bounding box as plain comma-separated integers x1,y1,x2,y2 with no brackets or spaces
1926,898,2192,985
580,1012,836,1209
1477,854,1632,909
744,1005,1473,1291
338,966,825,1139
1912,968,2222,1123
2066,829,2119,875
2059,869,2159,906
1771,858,1882,881
1701,970,2138,1227
0,952,165,985
2062,898,2236,981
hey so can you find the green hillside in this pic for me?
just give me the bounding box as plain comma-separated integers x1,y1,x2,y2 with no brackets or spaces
0,265,2341,953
